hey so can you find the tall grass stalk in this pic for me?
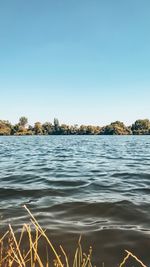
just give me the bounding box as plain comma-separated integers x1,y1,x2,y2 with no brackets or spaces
0,206,147,267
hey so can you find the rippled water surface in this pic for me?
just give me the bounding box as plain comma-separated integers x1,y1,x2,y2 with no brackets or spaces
0,136,150,266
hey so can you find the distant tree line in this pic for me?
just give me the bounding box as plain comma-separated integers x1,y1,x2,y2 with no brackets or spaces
0,117,150,135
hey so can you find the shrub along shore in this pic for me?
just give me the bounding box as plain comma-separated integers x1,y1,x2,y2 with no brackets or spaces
0,117,150,135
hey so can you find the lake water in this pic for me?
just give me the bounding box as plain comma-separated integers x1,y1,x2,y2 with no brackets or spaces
0,136,150,266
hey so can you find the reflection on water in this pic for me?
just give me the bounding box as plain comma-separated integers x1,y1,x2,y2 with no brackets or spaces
0,136,150,266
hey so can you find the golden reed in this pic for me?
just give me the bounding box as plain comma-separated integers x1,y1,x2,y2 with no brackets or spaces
0,205,147,267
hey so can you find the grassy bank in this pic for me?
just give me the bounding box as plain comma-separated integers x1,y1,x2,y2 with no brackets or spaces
0,206,147,267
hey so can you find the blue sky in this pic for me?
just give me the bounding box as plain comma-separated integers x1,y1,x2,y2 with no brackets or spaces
0,0,150,126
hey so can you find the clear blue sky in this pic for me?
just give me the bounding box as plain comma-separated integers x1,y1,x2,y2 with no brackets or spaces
0,0,150,126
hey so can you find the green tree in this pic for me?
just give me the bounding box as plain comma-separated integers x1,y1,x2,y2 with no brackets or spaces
86,125,101,135
53,118,60,134
42,122,53,135
0,120,11,135
79,125,87,134
19,117,28,128
60,124,70,134
34,122,43,135
131,119,150,135
101,121,131,135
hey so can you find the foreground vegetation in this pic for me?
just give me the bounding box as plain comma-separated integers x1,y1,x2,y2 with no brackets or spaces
0,206,147,267
0,117,150,135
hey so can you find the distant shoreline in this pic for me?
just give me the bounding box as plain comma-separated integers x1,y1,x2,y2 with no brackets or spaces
0,117,150,135
1,134,150,136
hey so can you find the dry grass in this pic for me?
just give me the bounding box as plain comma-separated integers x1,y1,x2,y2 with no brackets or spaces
0,205,147,267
